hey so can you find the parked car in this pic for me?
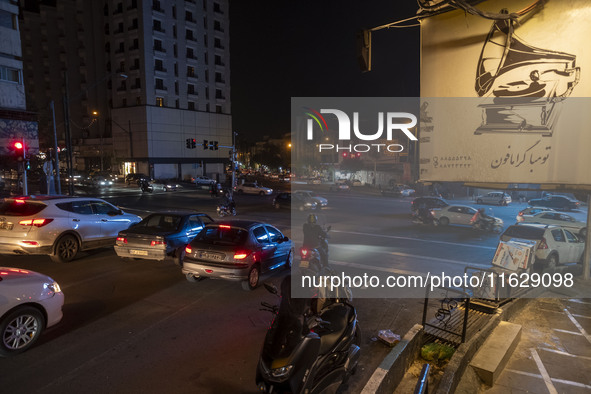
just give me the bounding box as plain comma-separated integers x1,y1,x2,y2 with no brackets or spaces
516,207,556,222
528,195,580,211
115,212,213,265
500,223,584,270
125,173,151,185
293,190,328,208
273,192,317,211
0,196,142,263
194,176,216,185
182,221,294,290
476,192,512,206
411,197,449,212
431,205,480,226
235,182,273,196
520,211,586,237
0,267,64,356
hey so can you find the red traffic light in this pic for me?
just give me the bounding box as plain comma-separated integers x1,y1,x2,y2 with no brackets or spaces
14,142,23,150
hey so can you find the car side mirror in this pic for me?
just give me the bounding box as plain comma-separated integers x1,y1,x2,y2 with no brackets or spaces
282,236,289,242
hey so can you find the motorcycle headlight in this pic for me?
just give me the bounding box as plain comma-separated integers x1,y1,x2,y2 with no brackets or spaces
270,365,293,380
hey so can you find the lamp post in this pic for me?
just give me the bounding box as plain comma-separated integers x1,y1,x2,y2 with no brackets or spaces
62,72,127,194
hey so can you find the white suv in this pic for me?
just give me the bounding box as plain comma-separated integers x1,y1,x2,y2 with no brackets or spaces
500,223,584,270
0,196,141,263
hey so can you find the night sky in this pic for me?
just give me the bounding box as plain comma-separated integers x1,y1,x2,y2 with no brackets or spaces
228,0,421,142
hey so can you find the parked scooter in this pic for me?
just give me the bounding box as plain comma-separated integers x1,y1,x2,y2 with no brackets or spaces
256,275,360,394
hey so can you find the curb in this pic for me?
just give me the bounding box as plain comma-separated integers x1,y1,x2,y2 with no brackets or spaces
360,324,424,394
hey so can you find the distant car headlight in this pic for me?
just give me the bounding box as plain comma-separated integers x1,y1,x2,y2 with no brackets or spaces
99,181,106,185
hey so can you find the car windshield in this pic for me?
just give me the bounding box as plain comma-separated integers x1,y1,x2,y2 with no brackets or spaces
196,226,248,245
139,214,182,231
0,200,47,216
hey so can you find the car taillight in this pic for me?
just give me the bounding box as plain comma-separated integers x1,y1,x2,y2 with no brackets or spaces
18,218,53,227
539,237,548,249
234,250,251,260
151,240,166,247
21,241,39,246
219,224,231,229
185,245,192,254
116,237,127,244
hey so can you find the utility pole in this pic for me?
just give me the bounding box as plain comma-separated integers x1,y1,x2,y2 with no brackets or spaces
50,101,61,194
21,137,28,196
584,194,591,280
230,132,237,199
63,72,74,195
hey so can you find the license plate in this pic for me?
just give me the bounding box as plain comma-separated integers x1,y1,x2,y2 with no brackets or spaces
0,222,12,230
300,260,309,268
200,252,223,260
130,249,148,256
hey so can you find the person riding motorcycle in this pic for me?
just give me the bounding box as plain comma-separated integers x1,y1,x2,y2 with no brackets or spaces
473,208,494,229
302,214,329,265
416,204,433,224
219,192,236,213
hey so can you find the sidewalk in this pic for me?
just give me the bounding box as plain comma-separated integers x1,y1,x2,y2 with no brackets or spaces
456,281,591,394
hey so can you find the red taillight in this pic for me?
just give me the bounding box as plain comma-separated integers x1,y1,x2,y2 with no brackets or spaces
151,240,166,247
19,218,53,227
234,250,251,260
15,199,25,204
300,248,309,258
21,241,39,246
185,245,192,254
116,237,127,244
539,237,548,249
219,224,231,229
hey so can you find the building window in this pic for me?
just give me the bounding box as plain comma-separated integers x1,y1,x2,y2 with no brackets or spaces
155,59,165,72
173,44,177,57
131,58,140,70
105,42,111,53
204,53,208,64
174,63,178,76
136,96,142,105
129,0,138,10
205,87,209,99
115,2,123,14
130,18,138,30
187,66,195,78
122,98,127,107
104,23,109,34
214,38,224,49
0,66,21,84
213,3,222,13
214,20,223,32
116,41,125,54
155,78,165,90
216,105,223,114
117,80,127,92
187,47,195,59
215,72,224,83
175,81,179,94
115,22,124,34
132,78,141,89
130,38,139,51
156,97,164,106
188,84,196,94
185,11,195,23
172,6,176,18
175,99,179,108
215,89,224,99
214,55,223,66
188,101,195,110
153,19,164,32
153,0,163,12
186,29,195,41
154,39,164,52
118,61,125,72
173,25,177,38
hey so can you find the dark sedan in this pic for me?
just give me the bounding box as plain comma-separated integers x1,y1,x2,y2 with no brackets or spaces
527,195,580,211
114,212,214,265
181,220,294,291
273,192,317,211
410,196,449,212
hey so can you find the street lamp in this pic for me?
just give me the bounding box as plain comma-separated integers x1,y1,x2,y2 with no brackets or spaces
62,72,127,194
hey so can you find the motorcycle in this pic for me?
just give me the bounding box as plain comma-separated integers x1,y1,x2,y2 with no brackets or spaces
412,209,438,226
140,180,153,193
256,275,360,394
301,225,331,271
216,202,236,217
470,210,504,233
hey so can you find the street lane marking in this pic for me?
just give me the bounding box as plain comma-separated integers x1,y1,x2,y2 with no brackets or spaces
332,230,497,250
331,244,490,268
564,308,591,345
531,348,558,394
553,328,583,336
506,369,591,390
540,347,591,361
568,299,591,305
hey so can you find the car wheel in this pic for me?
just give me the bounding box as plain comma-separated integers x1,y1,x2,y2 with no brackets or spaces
580,228,587,238
286,249,294,269
546,254,558,271
50,234,79,263
242,264,260,291
439,217,450,226
259,191,265,196
477,199,483,204
0,306,45,357
173,247,185,267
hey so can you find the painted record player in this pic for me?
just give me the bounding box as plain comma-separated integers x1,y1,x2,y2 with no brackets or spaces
474,11,580,136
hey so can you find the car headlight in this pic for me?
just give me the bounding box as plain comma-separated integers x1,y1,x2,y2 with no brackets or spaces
44,281,62,295
99,181,105,185
270,365,293,380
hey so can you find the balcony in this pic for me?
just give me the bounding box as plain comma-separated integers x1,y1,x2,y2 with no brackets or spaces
155,67,167,73
155,85,168,91
153,27,166,34
153,46,166,53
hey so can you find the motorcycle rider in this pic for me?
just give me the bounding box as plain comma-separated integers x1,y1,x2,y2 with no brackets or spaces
219,192,236,214
474,208,494,230
302,214,329,265
417,203,432,224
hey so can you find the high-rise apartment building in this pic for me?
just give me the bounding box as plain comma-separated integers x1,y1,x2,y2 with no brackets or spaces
20,0,231,180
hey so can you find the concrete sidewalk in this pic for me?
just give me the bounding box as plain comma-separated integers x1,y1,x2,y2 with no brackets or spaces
456,283,591,394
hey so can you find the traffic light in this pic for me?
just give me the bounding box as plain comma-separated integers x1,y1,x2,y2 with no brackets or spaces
212,141,218,150
11,141,25,161
191,139,196,149
203,140,208,150
186,138,192,148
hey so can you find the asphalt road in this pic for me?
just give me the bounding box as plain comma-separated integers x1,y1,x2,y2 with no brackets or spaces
1,182,588,393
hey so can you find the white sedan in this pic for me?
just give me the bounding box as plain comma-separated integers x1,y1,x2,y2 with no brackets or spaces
0,267,64,356
194,176,216,185
521,211,586,237
235,182,273,195
431,205,479,226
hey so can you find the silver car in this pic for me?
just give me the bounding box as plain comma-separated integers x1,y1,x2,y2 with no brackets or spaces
0,267,64,356
0,196,141,263
476,192,512,206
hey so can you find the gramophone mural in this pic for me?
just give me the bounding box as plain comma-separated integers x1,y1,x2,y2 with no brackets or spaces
474,11,580,135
